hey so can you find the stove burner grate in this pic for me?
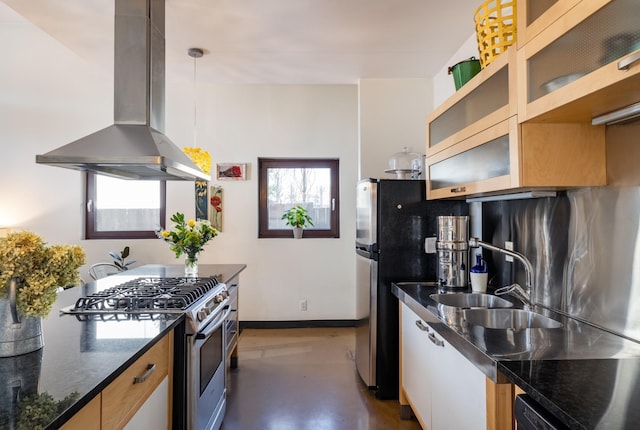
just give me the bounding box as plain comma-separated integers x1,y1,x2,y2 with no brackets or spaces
71,277,220,314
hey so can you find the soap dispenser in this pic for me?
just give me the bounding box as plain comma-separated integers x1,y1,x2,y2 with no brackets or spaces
470,255,488,293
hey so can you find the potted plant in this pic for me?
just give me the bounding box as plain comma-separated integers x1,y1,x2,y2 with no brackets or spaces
157,212,218,276
0,231,85,356
281,205,314,239
109,246,136,271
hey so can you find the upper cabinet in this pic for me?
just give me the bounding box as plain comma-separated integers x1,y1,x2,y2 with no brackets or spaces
517,0,581,45
425,0,638,200
518,0,640,122
426,116,606,199
427,49,516,158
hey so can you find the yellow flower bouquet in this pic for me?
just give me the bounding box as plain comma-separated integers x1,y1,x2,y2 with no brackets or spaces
157,212,217,275
0,231,85,317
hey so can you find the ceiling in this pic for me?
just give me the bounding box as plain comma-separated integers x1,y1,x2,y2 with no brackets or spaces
0,0,478,85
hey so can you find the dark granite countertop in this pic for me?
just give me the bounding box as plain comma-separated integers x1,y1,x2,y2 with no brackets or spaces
0,263,246,430
499,359,640,430
392,282,640,430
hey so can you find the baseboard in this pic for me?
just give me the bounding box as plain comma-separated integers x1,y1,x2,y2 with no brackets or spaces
239,320,357,330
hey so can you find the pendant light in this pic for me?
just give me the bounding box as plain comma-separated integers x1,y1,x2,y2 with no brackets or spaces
188,47,204,147
186,48,212,223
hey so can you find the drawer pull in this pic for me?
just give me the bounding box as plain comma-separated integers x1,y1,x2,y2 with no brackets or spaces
618,51,640,71
428,333,444,347
450,187,466,194
415,320,429,332
133,363,156,384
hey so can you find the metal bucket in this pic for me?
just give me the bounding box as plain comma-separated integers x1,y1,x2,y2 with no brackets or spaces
448,57,481,90
0,279,44,358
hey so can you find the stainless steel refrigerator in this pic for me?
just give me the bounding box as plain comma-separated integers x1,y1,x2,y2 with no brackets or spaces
355,178,467,399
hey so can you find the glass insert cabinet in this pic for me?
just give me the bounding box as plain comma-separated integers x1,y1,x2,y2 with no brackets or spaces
426,0,639,200
518,0,640,122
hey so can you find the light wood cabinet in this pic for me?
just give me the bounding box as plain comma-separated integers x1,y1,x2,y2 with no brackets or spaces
59,395,101,430
427,48,516,158
427,116,606,199
517,0,581,46
427,0,640,200
518,0,640,123
61,331,174,430
426,43,606,200
102,332,173,430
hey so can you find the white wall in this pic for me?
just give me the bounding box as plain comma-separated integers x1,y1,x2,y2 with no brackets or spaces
1,13,453,323
0,16,358,321
165,83,359,321
358,79,432,179
432,33,478,107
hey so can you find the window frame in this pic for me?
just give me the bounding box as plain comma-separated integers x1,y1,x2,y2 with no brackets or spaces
85,171,166,239
258,157,340,239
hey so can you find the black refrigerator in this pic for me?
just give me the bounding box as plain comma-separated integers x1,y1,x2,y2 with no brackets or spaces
355,178,468,399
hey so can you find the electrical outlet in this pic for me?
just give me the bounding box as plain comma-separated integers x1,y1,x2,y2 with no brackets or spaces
425,237,437,254
299,299,308,311
505,241,514,262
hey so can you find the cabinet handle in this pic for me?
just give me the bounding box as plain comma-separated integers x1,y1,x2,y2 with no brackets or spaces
618,51,640,71
133,363,156,384
428,333,444,347
415,320,429,332
450,187,466,194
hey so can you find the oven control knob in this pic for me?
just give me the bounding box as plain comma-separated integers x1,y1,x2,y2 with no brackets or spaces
197,309,209,322
214,293,226,303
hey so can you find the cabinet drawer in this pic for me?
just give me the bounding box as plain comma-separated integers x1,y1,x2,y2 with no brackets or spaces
102,333,172,430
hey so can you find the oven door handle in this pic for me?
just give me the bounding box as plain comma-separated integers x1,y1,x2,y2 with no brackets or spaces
195,304,232,340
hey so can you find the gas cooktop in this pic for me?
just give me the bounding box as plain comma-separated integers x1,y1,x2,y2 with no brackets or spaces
61,277,221,317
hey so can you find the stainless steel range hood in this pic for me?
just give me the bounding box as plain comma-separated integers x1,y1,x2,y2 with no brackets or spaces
36,0,209,181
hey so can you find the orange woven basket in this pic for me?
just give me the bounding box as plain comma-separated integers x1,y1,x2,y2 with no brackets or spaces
474,0,517,68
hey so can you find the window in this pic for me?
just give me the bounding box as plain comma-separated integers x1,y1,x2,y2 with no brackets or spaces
85,172,166,239
258,158,339,238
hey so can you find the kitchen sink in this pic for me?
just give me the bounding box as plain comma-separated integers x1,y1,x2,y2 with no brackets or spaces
429,293,514,309
462,308,563,329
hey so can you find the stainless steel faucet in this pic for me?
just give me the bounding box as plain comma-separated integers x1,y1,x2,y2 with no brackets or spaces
468,237,535,308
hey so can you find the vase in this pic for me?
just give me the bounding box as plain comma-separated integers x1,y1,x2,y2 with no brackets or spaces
185,253,199,276
0,279,44,358
293,227,303,239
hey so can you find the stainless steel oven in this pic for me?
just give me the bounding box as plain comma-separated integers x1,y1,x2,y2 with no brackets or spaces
188,302,231,430
61,276,231,430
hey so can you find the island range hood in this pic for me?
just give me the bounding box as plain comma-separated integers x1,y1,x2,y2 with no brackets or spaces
36,0,210,181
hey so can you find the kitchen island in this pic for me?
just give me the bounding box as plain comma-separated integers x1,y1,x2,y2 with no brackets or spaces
0,264,245,430
393,283,640,430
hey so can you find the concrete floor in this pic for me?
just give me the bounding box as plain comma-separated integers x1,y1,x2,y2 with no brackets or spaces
221,327,422,430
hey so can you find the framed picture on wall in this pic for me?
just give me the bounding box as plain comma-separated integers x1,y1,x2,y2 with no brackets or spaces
216,163,247,180
209,186,223,231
